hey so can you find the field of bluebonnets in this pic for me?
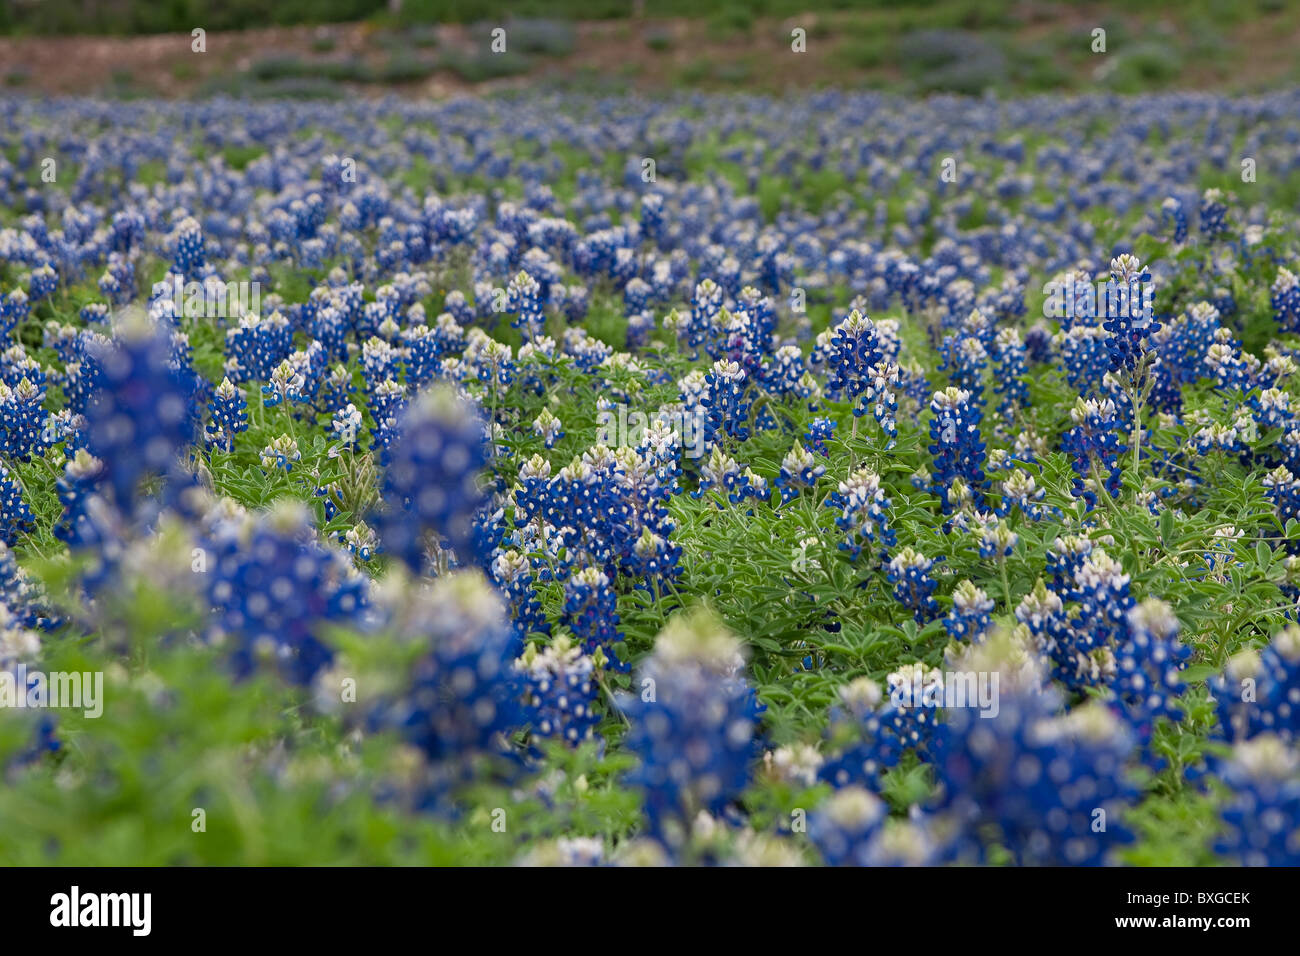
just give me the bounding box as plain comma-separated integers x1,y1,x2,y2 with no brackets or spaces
1,87,1299,866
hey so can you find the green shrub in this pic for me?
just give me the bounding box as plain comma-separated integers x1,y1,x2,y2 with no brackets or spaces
250,55,310,82
251,56,374,84
834,34,894,71
1105,43,1185,93
377,54,438,84
676,58,713,86
644,27,675,52
498,18,576,57
440,49,534,83
708,4,754,38
899,28,1008,94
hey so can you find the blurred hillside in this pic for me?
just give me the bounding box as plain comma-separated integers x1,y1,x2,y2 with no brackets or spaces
1,0,1298,98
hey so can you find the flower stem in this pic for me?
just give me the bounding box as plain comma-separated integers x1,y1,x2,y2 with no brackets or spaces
849,411,859,472
1129,380,1143,497
999,554,1013,614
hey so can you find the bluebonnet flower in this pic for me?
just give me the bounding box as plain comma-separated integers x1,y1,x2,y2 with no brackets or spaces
1263,466,1300,531
945,580,994,643
693,446,766,506
762,344,811,399
1024,323,1052,365
515,633,601,747
82,313,199,521
827,466,896,562
203,377,247,453
532,408,563,449
996,467,1051,520
1046,534,1094,599
261,358,305,410
360,336,402,397
202,499,366,685
1,289,31,335
562,566,624,669
1213,735,1300,866
27,264,58,302
775,442,825,504
928,386,986,514
1158,301,1223,380
1211,624,1300,744
80,302,110,326
463,330,514,393
1271,267,1300,335
1253,386,1294,433
400,325,441,389
539,446,645,572
343,522,379,562
938,331,988,400
506,269,545,342
101,252,133,304
375,385,488,573
168,216,206,274
631,415,686,494
491,549,548,640
1161,196,1188,244
1111,598,1191,738
683,278,725,356
887,547,941,623
1055,324,1113,396
807,787,890,867
224,312,292,384
826,309,885,410
368,381,406,444
973,514,1017,560
2,343,46,391
803,417,836,456
700,360,751,446
820,676,929,788
376,570,523,807
1055,548,1134,690
52,446,103,543
1191,419,1246,458
0,462,35,547
1212,285,1237,319
717,304,770,382
627,525,683,587
1203,333,1252,392
0,598,57,765
1102,254,1159,374
562,283,590,323
935,682,1136,865
1199,188,1228,238
0,541,54,631
765,742,824,789
330,403,364,455
259,434,301,471
860,359,901,449
0,593,42,674
0,378,45,462
622,610,761,852
991,328,1029,421
1015,578,1070,663
1062,397,1125,511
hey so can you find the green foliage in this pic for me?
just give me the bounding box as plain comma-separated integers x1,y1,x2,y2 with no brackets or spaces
1104,43,1186,94
643,27,676,53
